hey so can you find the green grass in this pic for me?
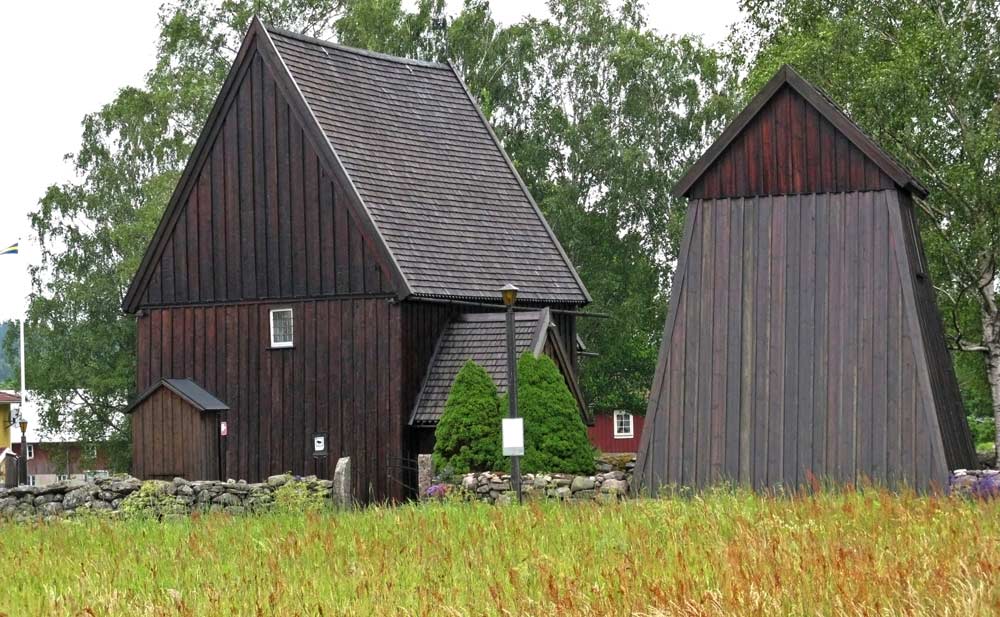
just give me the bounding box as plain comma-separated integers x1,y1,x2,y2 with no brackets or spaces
1,489,999,616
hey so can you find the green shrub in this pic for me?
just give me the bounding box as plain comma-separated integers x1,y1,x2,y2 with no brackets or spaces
119,481,186,519
272,480,327,512
502,353,595,475
433,360,505,473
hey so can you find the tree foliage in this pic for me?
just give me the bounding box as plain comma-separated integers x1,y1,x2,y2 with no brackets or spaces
735,0,1000,450
502,353,594,475
433,360,505,474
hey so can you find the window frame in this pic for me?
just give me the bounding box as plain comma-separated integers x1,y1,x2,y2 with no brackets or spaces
612,411,634,439
26,444,34,460
269,308,295,349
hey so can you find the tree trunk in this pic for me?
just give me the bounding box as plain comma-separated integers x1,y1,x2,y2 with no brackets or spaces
982,270,1000,464
990,348,1000,464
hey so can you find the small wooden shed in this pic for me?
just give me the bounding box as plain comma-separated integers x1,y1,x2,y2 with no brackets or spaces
635,65,976,493
127,379,228,480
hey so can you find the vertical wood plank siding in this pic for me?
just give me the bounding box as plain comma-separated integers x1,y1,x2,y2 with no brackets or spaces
138,49,393,308
136,298,403,503
637,191,971,492
131,388,220,481
689,86,895,200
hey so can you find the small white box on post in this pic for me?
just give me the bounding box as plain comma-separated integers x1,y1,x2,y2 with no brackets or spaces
502,418,524,456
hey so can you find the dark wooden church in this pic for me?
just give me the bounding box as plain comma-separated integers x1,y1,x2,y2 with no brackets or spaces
635,65,975,493
123,19,590,501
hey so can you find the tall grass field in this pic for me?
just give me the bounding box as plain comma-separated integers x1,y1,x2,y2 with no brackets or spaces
1,490,997,616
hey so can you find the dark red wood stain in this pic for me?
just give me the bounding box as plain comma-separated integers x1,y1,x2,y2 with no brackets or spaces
137,49,394,308
587,413,646,454
130,387,221,481
690,86,895,200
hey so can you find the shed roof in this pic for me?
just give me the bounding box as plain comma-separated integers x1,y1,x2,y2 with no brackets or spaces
673,64,927,199
409,309,588,426
0,392,20,404
125,379,229,414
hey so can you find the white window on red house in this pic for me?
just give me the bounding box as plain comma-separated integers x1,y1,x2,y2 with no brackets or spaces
26,444,34,460
270,308,294,348
613,411,633,439
28,475,36,486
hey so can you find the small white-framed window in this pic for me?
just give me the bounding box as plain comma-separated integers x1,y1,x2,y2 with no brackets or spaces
28,475,36,486
613,411,634,439
270,308,294,348
26,444,34,460
57,474,69,481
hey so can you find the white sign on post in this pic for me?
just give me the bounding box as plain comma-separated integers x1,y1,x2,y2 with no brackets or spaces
502,418,524,456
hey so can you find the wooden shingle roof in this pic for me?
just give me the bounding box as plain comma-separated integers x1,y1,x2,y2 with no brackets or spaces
266,25,590,304
125,379,229,414
409,309,588,426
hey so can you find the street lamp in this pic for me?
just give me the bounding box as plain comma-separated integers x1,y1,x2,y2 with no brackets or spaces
500,284,523,504
18,419,27,486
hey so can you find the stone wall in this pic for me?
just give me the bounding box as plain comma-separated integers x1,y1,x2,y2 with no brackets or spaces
0,457,355,522
440,470,630,504
423,454,637,504
0,474,343,522
2,460,989,522
949,469,1000,498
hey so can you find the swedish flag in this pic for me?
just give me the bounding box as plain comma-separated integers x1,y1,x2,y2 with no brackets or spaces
0,243,17,255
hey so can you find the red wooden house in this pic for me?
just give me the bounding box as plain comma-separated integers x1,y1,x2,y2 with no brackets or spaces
588,412,645,454
123,20,590,502
636,66,975,493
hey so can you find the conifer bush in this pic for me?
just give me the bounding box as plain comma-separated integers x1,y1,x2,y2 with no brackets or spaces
433,360,505,474
502,353,595,475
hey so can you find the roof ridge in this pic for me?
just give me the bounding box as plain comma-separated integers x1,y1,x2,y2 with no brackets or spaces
263,23,451,70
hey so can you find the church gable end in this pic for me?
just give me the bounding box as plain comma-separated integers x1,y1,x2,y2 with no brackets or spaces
126,32,397,311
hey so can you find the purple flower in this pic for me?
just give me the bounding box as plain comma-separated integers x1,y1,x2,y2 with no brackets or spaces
425,483,449,498
971,474,1000,500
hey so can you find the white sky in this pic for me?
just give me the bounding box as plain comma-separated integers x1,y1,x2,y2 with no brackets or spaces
0,0,742,321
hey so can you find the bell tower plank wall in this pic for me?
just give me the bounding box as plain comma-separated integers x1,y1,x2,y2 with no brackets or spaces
635,67,975,493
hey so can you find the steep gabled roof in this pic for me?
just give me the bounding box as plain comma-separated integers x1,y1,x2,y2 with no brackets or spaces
673,64,927,199
125,379,229,414
123,19,589,312
266,25,589,303
409,309,589,426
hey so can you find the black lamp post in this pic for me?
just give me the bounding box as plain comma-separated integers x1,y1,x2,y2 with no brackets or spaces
500,283,522,504
18,419,27,486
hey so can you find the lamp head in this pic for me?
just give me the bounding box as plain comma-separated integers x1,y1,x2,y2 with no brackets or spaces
18,420,27,434
500,284,519,306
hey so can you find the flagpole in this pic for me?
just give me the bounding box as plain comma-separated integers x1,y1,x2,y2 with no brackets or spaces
19,317,25,407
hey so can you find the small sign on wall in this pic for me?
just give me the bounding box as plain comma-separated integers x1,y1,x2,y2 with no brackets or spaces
312,432,328,457
502,418,524,456
220,421,228,437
